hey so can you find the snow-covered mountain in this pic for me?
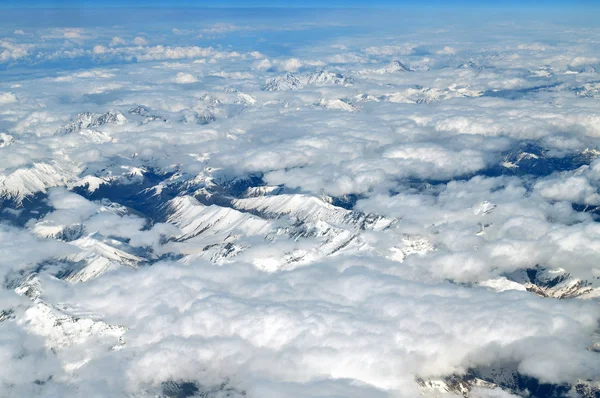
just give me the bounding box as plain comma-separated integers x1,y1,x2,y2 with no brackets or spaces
494,145,600,176
354,84,482,104
305,70,355,85
388,60,413,72
316,97,359,111
263,70,354,91
57,111,127,135
0,162,77,203
60,234,144,283
2,112,600,396
263,72,304,91
573,82,600,98
128,105,167,124
3,13,600,396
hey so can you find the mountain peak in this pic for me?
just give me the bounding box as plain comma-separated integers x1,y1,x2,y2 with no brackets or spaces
58,110,127,135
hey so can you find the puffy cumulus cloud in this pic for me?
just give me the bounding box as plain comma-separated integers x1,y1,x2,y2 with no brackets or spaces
1,8,600,398
29,188,180,255
436,46,457,55
210,70,254,80
517,43,547,51
258,57,326,72
532,159,600,206
53,69,115,82
0,225,75,279
0,39,245,67
92,44,108,55
266,165,390,197
277,57,303,72
364,44,416,56
534,174,600,205
111,45,216,62
46,187,98,216
325,52,368,64
110,36,126,46
128,222,180,250
40,28,87,40
61,28,85,39
29,259,598,397
199,22,245,35
173,72,199,84
354,174,600,284
132,36,148,46
0,92,17,104
248,51,264,59
252,58,273,71
0,40,32,62
0,317,67,396
382,144,488,179
568,56,599,67
431,116,504,136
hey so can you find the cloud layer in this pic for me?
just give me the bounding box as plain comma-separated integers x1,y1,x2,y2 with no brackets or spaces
0,7,599,398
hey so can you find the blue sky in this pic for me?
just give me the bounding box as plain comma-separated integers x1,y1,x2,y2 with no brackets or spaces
1,0,597,8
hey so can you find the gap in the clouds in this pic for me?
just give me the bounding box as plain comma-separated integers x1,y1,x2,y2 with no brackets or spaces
571,203,600,218
72,169,269,222
481,82,563,101
72,168,179,223
482,142,599,178
69,167,366,228
0,192,53,227
395,141,600,186
427,366,578,398
161,380,245,398
3,138,598,231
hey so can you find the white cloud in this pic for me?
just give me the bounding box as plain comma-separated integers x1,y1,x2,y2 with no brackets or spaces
535,174,600,205
325,52,367,64
382,144,488,178
0,40,31,62
62,28,84,39
1,9,600,398
436,46,457,55
210,70,253,79
0,92,17,104
34,259,599,396
132,36,148,46
41,28,87,40
253,58,273,71
110,36,126,46
173,72,198,84
364,44,415,56
277,58,303,72
0,225,75,279
137,45,214,61
517,43,547,51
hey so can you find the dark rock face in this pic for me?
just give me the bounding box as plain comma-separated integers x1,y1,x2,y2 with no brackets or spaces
392,60,413,72
161,382,199,398
161,381,246,398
